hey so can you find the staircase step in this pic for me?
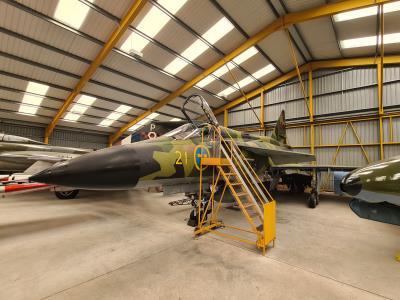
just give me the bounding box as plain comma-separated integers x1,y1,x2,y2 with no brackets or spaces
235,192,248,197
224,172,237,176
242,203,255,208
230,182,242,186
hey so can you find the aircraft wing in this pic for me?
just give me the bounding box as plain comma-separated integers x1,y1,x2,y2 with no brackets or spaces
236,141,315,164
0,151,81,178
270,164,357,172
0,151,80,162
24,160,54,174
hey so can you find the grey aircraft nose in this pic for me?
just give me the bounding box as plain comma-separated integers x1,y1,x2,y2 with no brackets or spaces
340,173,362,196
30,144,158,190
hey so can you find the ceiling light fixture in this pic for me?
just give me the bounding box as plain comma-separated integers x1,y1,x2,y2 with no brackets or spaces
120,0,187,54
18,81,50,115
341,32,400,49
164,17,234,75
334,1,400,22
54,0,91,29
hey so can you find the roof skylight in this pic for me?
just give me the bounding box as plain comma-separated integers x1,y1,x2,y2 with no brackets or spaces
19,104,39,115
218,64,275,97
25,82,50,95
77,95,96,105
334,1,400,22
63,94,96,122
99,104,132,127
120,32,149,54
126,113,160,132
252,64,275,79
107,112,124,121
217,87,236,98
120,0,187,54
115,104,131,114
170,117,182,121
99,119,114,127
340,32,400,49
54,0,92,29
21,94,44,106
203,17,234,44
233,47,258,64
164,17,234,74
18,81,49,115
196,76,216,88
69,104,88,114
128,124,142,132
195,47,259,89
64,112,81,122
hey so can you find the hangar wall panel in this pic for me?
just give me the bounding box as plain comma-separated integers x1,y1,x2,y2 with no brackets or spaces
50,129,108,150
216,113,224,126
228,107,261,127
383,81,400,107
0,121,43,140
382,117,400,143
287,126,309,148
0,121,108,149
384,144,400,158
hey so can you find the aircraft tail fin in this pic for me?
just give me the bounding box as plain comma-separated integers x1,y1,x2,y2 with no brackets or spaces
271,110,287,144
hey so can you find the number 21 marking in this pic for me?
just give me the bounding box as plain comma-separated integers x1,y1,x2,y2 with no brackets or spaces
175,151,187,165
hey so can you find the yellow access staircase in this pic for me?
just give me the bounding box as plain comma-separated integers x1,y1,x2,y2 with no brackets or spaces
195,126,276,255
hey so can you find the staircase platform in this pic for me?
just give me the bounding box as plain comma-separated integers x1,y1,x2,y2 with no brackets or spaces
201,157,230,166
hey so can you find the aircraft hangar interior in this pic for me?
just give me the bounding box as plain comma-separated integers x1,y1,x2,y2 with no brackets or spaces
0,0,399,298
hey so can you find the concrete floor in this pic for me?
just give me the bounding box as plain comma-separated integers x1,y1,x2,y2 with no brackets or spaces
0,190,398,300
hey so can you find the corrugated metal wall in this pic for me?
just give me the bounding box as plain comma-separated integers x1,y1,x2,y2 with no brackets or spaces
0,120,108,149
225,65,400,181
227,67,400,126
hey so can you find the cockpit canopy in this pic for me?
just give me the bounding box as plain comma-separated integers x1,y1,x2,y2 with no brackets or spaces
163,123,210,140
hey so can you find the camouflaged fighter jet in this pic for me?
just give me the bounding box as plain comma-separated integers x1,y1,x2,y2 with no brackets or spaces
30,95,315,197
341,156,400,226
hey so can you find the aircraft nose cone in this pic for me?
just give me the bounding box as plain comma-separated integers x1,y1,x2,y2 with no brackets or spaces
30,168,52,183
340,173,362,196
30,145,145,189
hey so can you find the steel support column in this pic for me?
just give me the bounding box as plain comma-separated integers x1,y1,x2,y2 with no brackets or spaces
308,69,315,155
44,0,148,144
260,91,265,129
378,4,385,160
224,110,228,127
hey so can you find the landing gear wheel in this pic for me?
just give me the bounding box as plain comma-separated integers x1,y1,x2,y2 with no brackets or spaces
187,210,198,227
307,192,318,209
55,190,79,200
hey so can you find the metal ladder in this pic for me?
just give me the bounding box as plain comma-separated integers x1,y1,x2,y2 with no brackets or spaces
217,131,271,235
186,94,275,254
196,126,276,254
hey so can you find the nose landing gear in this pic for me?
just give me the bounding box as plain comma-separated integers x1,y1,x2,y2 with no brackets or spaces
186,192,212,227
55,190,79,199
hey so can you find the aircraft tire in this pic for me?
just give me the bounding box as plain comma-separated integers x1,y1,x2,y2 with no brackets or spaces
55,190,79,200
307,192,317,209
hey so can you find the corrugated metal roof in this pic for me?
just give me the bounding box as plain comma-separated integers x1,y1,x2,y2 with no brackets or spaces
258,31,306,72
17,0,117,42
217,0,275,36
295,18,341,59
282,0,325,11
94,0,132,19
0,0,395,138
